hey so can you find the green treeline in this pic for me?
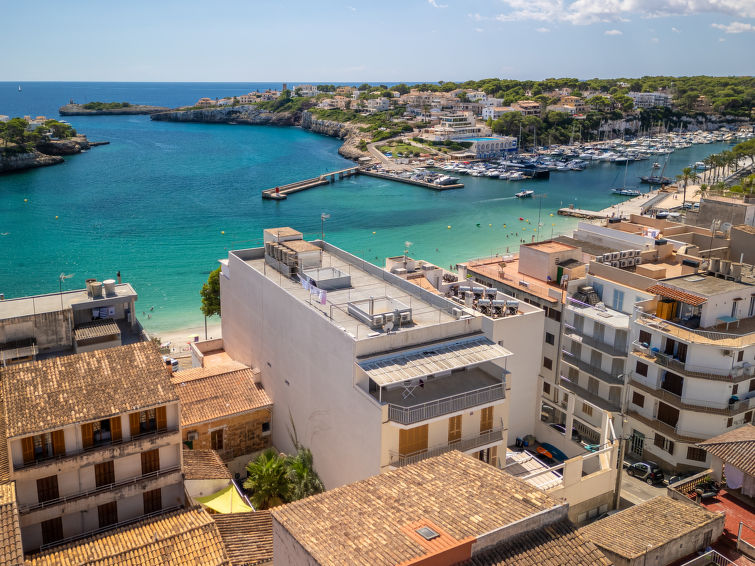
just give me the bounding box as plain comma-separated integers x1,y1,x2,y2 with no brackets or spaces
81,102,132,110
0,118,77,155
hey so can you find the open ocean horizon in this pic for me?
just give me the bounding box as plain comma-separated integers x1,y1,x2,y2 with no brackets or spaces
0,82,732,336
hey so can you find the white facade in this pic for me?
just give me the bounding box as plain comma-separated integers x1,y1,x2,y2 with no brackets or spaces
628,92,672,109
366,97,390,112
482,106,516,121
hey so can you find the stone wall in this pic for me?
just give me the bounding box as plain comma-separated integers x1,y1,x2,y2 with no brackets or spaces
183,408,272,462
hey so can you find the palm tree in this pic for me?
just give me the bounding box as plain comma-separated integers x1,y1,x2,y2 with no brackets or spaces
675,167,699,209
286,447,325,501
243,449,290,510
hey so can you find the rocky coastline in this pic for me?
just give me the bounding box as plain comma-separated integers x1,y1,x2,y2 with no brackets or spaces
0,135,104,174
59,104,170,116
151,107,366,161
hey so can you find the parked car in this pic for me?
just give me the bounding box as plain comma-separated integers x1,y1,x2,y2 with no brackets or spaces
549,423,582,442
694,480,720,500
626,462,665,484
162,355,179,371
666,471,696,486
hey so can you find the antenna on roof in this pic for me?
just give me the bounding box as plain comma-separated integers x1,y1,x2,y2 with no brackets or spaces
58,272,75,310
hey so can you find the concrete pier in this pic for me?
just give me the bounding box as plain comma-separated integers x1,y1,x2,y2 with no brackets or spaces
359,169,464,190
261,167,359,200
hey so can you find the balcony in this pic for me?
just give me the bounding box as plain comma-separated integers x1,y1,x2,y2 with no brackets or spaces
18,466,181,514
636,312,754,348
560,350,625,386
375,367,505,426
630,378,755,416
388,426,505,467
627,410,706,443
558,376,621,413
631,343,752,382
563,325,627,358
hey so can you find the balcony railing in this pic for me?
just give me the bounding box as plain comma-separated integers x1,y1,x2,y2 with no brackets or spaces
627,410,706,442
563,325,627,358
636,312,753,347
389,426,505,467
560,350,625,385
558,376,621,413
680,550,734,566
387,383,505,425
14,426,179,471
18,466,181,513
631,342,752,382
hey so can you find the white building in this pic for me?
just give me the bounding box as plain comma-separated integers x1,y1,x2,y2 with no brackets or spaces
219,228,545,489
366,97,390,112
425,112,489,141
481,106,517,121
294,84,319,97
628,92,673,109
458,136,518,158
466,91,487,102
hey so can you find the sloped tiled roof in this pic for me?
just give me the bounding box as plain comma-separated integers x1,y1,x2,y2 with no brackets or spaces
271,451,561,566
0,390,9,483
1,342,177,438
0,483,23,566
171,364,271,427
647,284,707,306
464,519,610,566
183,449,232,480
26,507,230,565
698,423,755,476
213,512,273,566
73,319,121,343
579,496,723,559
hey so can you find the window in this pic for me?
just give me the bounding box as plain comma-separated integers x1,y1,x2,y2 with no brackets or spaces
82,417,121,449
41,517,63,546
687,447,707,462
129,406,167,437
745,411,753,424
635,361,648,377
749,295,755,317
543,357,553,370
143,488,162,514
36,475,59,503
399,425,428,456
657,402,680,428
141,449,160,475
545,332,555,345
22,430,66,465
95,461,115,488
98,501,118,528
654,433,674,455
737,351,744,362
727,417,733,428
749,379,755,393
480,407,493,433
638,330,652,346
211,429,224,451
582,403,593,417
543,382,551,395
732,384,738,395
588,377,599,395
632,391,645,408
448,415,462,443
261,421,271,434
612,289,625,312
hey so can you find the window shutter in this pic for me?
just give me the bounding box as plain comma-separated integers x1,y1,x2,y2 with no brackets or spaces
129,412,141,437
51,430,66,456
81,423,94,449
22,437,35,464
156,406,167,431
110,417,122,442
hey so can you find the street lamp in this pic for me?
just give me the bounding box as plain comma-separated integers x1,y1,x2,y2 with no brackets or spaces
320,213,330,241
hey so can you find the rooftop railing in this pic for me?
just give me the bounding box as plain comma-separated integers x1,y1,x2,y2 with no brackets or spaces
389,425,504,467
680,549,735,566
636,312,753,347
387,383,505,425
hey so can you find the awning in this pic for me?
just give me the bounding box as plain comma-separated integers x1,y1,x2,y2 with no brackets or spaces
358,336,511,387
646,284,707,307
195,484,254,514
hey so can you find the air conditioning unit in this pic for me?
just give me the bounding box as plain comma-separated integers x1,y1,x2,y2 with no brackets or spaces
451,307,463,319
187,431,199,442
400,311,412,323
620,259,629,267
620,251,630,259
384,313,395,323
722,349,732,356
595,256,603,263
635,257,643,265
633,249,641,257
373,314,385,326
611,252,621,260
611,261,620,267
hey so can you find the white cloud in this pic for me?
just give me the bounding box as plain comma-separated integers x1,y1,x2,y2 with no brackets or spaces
492,0,755,26
428,0,448,8
712,21,755,33
536,26,551,32
671,26,681,32
475,27,485,32
604,28,623,35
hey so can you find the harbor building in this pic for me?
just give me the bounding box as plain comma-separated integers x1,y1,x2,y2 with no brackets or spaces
219,228,545,489
459,136,518,159
0,342,184,553
424,112,490,141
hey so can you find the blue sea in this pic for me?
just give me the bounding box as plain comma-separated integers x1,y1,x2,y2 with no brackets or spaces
0,82,731,335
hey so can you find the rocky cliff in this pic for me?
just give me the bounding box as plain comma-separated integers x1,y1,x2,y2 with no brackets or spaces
0,151,63,173
59,104,170,116
151,106,296,126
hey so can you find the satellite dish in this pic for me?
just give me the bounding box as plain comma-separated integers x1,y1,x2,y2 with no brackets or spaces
383,321,394,333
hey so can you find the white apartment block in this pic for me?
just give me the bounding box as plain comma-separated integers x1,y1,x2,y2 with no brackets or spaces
219,228,545,489
366,97,390,112
1,342,183,553
294,84,319,97
628,91,673,109
481,106,517,121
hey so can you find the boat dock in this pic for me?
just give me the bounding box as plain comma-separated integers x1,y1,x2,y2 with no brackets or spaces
359,169,464,190
558,207,609,220
261,167,359,200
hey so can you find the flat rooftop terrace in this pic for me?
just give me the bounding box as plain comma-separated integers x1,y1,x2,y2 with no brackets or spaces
0,283,137,319
463,256,563,304
663,273,755,297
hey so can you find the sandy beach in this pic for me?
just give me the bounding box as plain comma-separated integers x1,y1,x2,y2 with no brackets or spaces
147,321,222,357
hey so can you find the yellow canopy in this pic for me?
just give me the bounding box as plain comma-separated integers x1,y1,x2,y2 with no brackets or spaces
195,484,254,514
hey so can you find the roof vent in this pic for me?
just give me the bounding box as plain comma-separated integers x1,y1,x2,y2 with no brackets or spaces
416,526,440,541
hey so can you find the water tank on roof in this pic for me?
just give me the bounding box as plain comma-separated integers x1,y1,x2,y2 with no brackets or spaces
90,281,103,298
103,279,116,295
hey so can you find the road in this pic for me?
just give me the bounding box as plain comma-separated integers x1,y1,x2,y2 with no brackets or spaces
618,468,667,507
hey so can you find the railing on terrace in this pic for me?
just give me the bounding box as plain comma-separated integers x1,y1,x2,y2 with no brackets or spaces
563,325,627,358
560,350,625,385
637,312,753,347
389,426,505,467
14,426,179,471
680,550,735,566
19,466,181,513
0,343,38,366
631,378,755,415
628,410,706,442
38,505,183,551
632,342,753,381
387,383,505,425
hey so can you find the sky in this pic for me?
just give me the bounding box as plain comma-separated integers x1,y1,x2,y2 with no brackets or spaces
2,0,754,82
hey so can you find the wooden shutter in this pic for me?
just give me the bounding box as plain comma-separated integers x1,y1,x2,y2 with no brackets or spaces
399,425,428,456
110,417,122,442
480,407,493,433
22,437,35,464
51,430,65,456
129,412,141,437
448,416,462,443
81,423,94,450
156,406,167,431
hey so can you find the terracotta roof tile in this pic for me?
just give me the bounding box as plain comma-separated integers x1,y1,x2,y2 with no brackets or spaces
73,319,121,343
579,496,723,559
0,391,9,483
0,483,23,566
26,507,231,565
647,284,707,306
183,449,232,480
213,512,273,566
171,365,271,427
698,424,755,476
1,342,177,438
465,519,610,566
271,451,562,566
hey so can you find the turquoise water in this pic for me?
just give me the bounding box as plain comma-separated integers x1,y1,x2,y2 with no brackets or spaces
0,82,731,335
